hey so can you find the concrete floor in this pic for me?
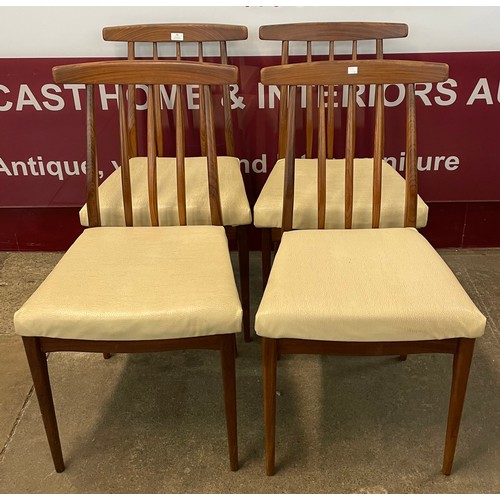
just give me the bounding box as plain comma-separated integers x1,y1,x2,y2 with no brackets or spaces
1,248,499,493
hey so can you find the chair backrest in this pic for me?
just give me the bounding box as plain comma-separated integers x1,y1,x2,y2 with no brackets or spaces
53,60,239,228
103,23,248,158
260,59,448,231
259,22,408,159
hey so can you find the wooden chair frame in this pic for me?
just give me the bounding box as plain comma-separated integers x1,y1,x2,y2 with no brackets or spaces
259,22,408,287
259,59,476,476
103,23,251,342
24,335,238,473
22,60,242,472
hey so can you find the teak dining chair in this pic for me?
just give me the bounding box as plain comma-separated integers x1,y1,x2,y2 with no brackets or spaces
255,59,486,476
255,22,422,286
15,60,242,472
80,23,252,341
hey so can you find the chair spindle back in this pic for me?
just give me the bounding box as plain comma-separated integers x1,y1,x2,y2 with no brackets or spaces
53,60,238,228
260,59,448,232
260,22,409,160
103,24,248,159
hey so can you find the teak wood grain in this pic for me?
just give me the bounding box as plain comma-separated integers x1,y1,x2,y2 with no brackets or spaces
260,59,449,86
327,41,335,159
104,23,247,43
259,22,408,42
345,83,356,229
53,60,238,85
277,40,290,159
405,83,418,227
305,41,313,159
175,83,187,226
118,85,133,226
372,83,384,228
147,84,159,226
281,86,297,232
85,85,100,227
126,42,137,158
204,84,223,226
317,88,326,230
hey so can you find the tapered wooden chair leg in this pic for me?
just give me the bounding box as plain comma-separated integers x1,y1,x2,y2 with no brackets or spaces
262,228,272,290
233,335,238,358
22,337,65,473
442,338,475,475
237,225,251,342
220,334,238,471
263,337,278,476
103,353,112,359
399,354,408,361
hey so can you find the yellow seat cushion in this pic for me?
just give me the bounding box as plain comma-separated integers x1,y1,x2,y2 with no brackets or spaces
79,156,252,227
255,228,486,342
15,226,242,341
253,158,428,229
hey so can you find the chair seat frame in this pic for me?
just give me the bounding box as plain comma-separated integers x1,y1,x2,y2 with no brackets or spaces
263,336,475,476
24,334,238,473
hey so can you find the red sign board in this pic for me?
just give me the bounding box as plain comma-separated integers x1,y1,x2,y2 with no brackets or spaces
1,52,500,208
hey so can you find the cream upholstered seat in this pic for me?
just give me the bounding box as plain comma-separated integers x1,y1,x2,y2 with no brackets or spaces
257,59,485,477
17,61,241,473
256,228,485,342
15,226,242,341
254,158,428,230
80,157,251,227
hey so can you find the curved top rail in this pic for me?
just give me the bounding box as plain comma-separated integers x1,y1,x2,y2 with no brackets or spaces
103,23,248,43
261,59,448,86
53,60,238,85
259,22,408,42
